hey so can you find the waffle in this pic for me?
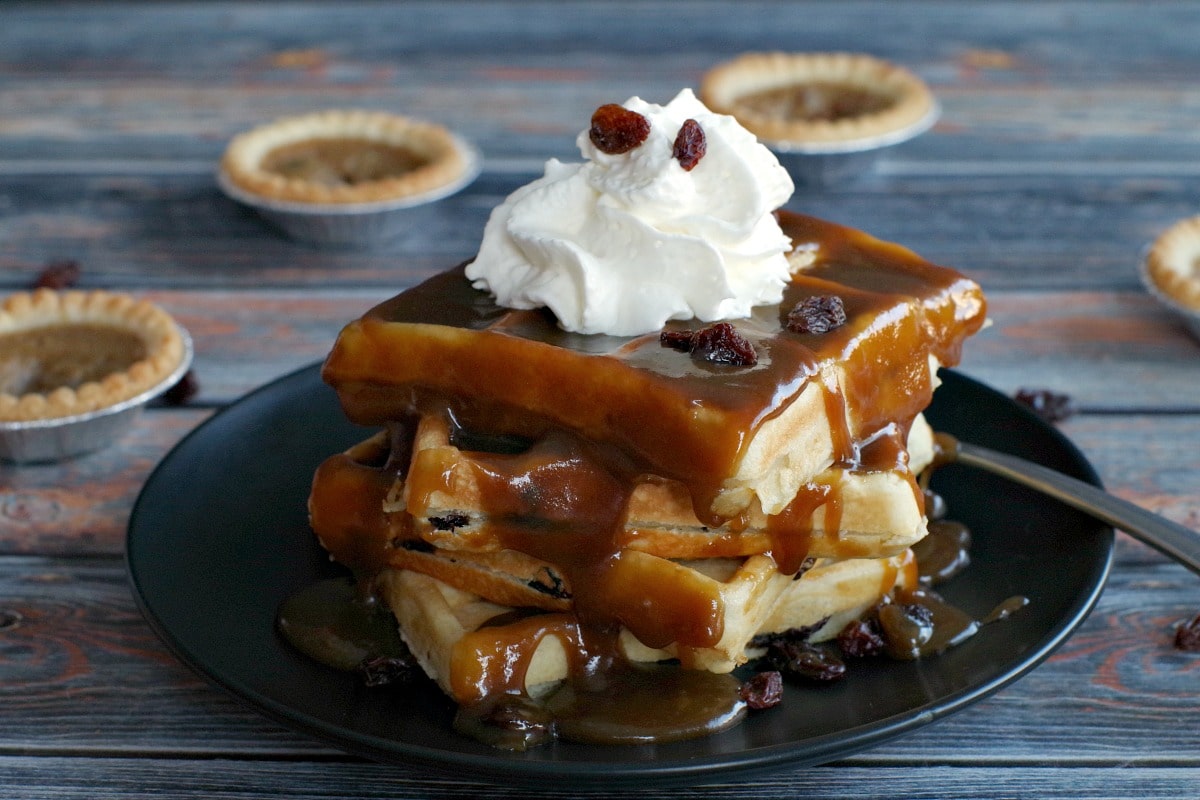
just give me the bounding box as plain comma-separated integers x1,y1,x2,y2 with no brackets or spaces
310,210,986,735
392,411,935,561
376,550,916,703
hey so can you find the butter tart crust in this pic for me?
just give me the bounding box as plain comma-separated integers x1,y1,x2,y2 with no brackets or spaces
1145,216,1200,311
220,110,470,205
0,289,186,422
701,52,937,146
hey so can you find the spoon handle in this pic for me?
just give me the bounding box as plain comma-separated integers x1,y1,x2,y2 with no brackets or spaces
949,438,1200,576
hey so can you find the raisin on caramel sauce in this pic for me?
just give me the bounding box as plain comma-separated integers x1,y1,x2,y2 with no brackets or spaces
294,212,1004,747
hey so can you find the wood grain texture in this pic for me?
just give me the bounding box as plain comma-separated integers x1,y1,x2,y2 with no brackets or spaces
4,173,1200,294
1,411,1198,557
3,759,1200,800
0,557,1198,764
2,1,1199,795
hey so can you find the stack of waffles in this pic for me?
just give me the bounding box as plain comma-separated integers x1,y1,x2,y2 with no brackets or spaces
309,211,987,705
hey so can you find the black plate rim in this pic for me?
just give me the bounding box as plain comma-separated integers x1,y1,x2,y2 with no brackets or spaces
126,363,1113,786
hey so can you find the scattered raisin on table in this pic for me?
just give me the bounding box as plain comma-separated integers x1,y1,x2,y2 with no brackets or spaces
672,119,706,171
739,670,783,710
1174,612,1200,651
159,369,199,405
1013,388,1075,423
787,295,847,335
31,259,81,289
589,104,650,154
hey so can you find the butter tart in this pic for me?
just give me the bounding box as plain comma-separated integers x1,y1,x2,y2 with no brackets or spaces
220,109,473,206
700,52,938,151
1144,216,1200,312
0,289,187,423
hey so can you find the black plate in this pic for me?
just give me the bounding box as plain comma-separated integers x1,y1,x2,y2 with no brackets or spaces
127,365,1112,787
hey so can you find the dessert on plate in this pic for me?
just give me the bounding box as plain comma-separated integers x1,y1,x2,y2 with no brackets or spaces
306,89,987,747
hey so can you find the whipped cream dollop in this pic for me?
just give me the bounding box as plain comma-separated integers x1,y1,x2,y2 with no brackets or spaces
465,89,796,336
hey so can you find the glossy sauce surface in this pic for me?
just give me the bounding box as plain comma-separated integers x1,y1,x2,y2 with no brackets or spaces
309,212,989,745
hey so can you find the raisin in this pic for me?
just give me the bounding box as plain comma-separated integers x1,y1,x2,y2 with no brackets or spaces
358,653,420,687
1174,612,1200,651
428,513,469,531
739,670,783,709
589,103,650,154
786,295,847,335
837,618,886,658
1014,388,1075,423
672,118,706,171
748,619,829,650
398,538,435,553
659,328,696,352
766,640,846,682
660,322,758,366
527,567,570,599
791,556,817,580
690,322,758,366
904,602,935,626
31,259,81,289
159,369,199,406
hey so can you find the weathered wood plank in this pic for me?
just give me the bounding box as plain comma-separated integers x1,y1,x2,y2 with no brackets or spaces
0,283,1196,413
1,555,1197,761
5,1,1200,172
4,1,1200,84
1,404,1197,558
0,557,336,757
1,758,1200,800
3,172,1199,293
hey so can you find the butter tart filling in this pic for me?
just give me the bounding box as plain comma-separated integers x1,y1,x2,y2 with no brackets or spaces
0,289,186,422
701,52,937,148
221,110,470,205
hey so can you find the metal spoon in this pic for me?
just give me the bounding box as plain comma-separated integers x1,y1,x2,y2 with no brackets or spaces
937,433,1200,576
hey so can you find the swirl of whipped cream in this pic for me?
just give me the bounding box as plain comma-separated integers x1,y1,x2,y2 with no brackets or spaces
465,89,796,336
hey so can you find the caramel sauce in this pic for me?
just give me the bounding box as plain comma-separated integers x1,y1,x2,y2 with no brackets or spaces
913,519,972,585
542,663,746,745
307,211,990,746
0,324,146,395
276,577,407,671
262,138,429,186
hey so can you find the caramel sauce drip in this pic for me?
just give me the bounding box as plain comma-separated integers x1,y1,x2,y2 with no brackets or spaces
450,612,581,701
308,439,407,576
314,211,988,724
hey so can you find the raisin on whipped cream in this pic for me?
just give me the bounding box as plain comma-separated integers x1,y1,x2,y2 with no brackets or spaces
589,103,650,154
673,118,707,171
